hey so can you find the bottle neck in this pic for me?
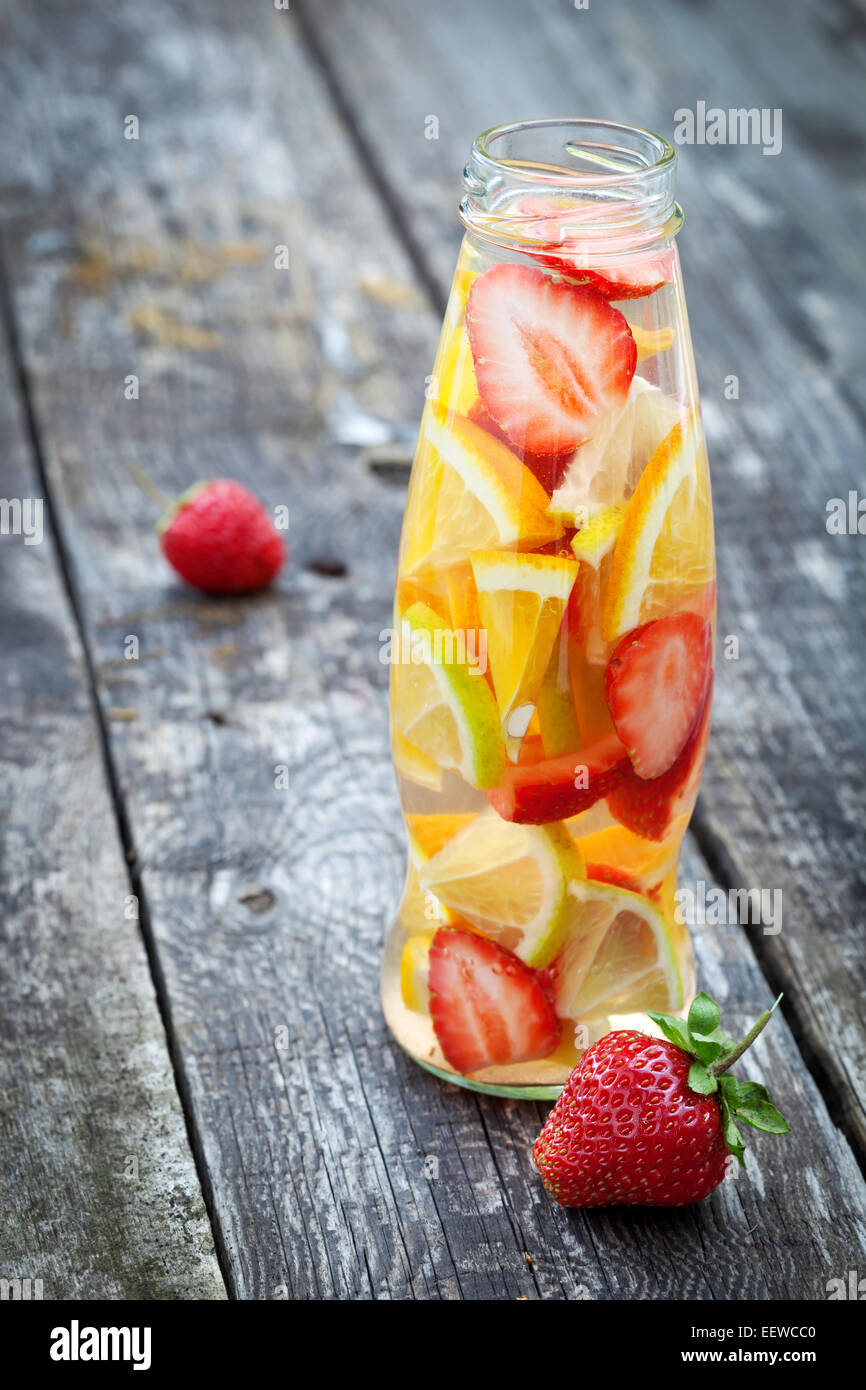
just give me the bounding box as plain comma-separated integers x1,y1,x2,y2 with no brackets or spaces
459,119,682,257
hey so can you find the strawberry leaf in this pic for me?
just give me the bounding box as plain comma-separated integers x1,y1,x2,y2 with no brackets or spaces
722,1112,746,1167
735,1101,790,1135
687,1061,718,1095
692,1036,726,1066
688,992,721,1037
647,1010,694,1055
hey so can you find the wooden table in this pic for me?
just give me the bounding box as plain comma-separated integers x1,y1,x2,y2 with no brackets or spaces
1,0,864,1300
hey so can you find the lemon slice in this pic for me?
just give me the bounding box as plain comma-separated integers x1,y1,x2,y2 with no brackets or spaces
602,410,714,640
534,625,581,757
392,727,443,791
570,503,627,567
549,377,683,524
391,601,505,788
554,878,684,1020
632,324,675,362
397,861,452,933
399,816,478,933
418,811,585,968
470,550,578,760
401,406,563,577
400,934,433,1012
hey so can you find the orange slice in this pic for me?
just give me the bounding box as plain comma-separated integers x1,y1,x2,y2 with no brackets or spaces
430,242,482,416
470,550,578,760
400,406,563,578
406,812,478,863
574,818,688,890
602,411,714,641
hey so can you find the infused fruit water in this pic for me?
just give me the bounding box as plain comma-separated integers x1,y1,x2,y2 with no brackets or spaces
382,121,714,1096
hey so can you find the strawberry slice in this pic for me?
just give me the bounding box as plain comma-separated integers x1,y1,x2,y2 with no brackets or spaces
466,265,636,456
428,927,560,1073
609,675,713,840
466,397,573,495
510,196,674,300
584,864,644,894
486,731,629,825
558,254,674,302
605,613,712,780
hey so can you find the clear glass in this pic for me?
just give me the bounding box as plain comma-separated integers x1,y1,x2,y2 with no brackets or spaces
382,120,713,1097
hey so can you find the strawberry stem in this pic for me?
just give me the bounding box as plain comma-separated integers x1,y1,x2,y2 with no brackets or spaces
129,462,172,515
709,994,782,1077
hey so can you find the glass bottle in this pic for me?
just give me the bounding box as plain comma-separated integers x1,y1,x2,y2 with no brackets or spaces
382,120,713,1097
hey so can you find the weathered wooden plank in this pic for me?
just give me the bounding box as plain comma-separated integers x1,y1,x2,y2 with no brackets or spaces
0,330,225,1298
295,0,866,1155
2,0,863,1299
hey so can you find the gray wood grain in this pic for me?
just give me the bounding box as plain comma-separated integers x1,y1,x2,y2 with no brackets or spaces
0,324,225,1298
0,0,863,1299
295,0,866,1155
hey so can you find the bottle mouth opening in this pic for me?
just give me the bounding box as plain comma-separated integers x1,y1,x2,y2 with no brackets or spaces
461,118,681,255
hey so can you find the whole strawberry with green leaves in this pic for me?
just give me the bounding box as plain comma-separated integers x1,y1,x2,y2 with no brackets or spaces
533,992,789,1208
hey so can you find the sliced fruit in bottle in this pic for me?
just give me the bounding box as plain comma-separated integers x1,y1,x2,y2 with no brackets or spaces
418,811,585,968
401,934,433,1013
402,813,478,931
570,503,627,567
575,819,687,891
486,731,629,826
401,405,563,578
605,612,712,779
534,623,582,757
602,410,714,640
428,926,561,1073
397,862,453,933
395,572,451,623
609,674,713,840
566,503,628,667
466,264,636,455
508,194,675,300
391,726,443,791
549,376,683,524
632,324,676,362
470,549,578,761
391,600,505,789
466,396,574,496
552,879,685,1020
444,559,481,634
430,240,482,416
568,645,617,741
560,252,674,302
406,811,479,862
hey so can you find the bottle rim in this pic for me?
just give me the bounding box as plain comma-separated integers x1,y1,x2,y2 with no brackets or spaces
460,118,682,256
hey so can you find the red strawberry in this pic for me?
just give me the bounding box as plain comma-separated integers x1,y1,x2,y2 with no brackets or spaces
559,253,674,302
609,675,713,840
605,612,712,780
486,731,629,825
466,265,636,456
159,479,285,593
533,992,789,1208
584,864,643,894
466,397,573,495
429,928,560,1073
510,195,674,300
